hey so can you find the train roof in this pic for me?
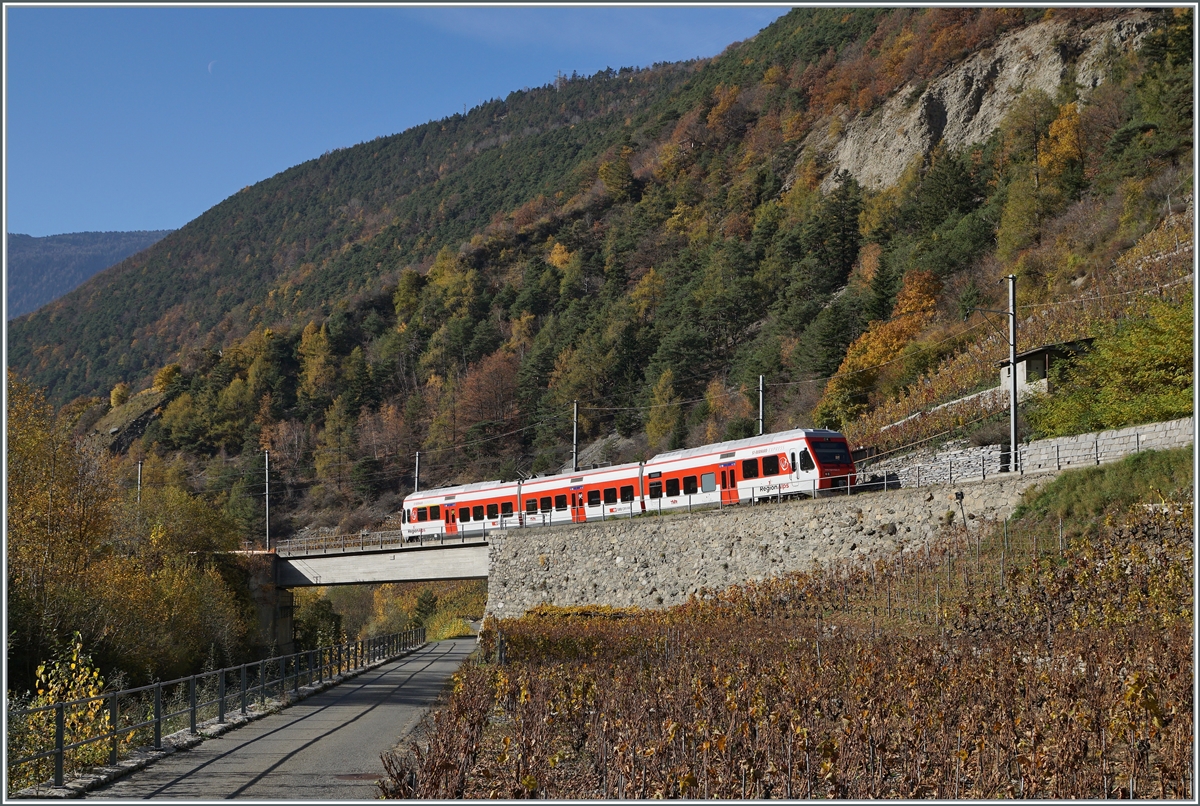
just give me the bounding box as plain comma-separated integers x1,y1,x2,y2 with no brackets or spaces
647,428,844,465
405,477,515,503
404,459,646,504
521,460,644,487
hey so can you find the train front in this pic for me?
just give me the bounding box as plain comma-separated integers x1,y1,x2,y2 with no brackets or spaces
805,433,857,490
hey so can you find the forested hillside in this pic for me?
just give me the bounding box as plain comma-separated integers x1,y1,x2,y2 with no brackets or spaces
8,7,1191,543
5,230,172,319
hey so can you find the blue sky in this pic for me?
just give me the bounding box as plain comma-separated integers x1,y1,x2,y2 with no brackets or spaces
5,4,790,237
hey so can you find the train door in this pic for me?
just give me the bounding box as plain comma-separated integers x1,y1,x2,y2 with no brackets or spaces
719,462,739,505
570,487,586,523
445,507,458,535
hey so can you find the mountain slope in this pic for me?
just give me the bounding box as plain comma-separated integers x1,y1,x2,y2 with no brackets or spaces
5,230,172,320
8,7,893,404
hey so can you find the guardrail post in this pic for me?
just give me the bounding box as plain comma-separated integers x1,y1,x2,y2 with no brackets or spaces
189,675,197,734
218,672,226,723
337,644,342,676
259,660,266,706
318,649,324,683
293,656,299,692
109,692,119,764
153,682,162,749
241,665,247,714
54,702,65,786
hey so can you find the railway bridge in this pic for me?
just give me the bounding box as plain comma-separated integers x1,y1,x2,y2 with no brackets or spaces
271,529,489,586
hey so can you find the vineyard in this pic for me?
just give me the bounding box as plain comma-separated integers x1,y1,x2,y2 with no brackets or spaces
842,205,1195,455
381,448,1193,799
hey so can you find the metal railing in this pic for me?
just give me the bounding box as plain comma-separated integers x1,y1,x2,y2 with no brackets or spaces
276,528,483,556
7,628,424,792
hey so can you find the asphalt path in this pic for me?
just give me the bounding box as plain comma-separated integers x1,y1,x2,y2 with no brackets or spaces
85,638,474,800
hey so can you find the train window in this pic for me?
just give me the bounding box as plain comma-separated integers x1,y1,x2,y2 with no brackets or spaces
683,476,698,495
812,441,853,465
762,455,780,476
587,489,601,506
666,478,680,497
701,473,716,493
459,507,471,522
798,449,815,472
526,499,538,514
401,510,408,524
648,481,662,499
741,458,760,479
619,485,634,502
486,503,499,519
540,496,552,512
429,505,441,519
501,502,514,516
554,494,568,510
416,507,428,522
473,505,485,521
603,487,617,505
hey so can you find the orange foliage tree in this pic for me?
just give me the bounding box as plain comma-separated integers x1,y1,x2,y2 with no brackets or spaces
813,270,941,429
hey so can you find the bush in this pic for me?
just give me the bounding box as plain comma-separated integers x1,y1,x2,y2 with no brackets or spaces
1026,292,1193,437
425,612,474,641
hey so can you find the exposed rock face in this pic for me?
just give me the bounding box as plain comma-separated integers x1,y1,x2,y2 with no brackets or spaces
814,11,1156,191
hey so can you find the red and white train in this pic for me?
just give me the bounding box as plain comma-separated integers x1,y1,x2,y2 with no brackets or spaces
400,427,856,540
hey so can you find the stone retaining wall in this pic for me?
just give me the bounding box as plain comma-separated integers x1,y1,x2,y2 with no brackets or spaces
865,417,1193,487
1021,416,1193,472
486,473,1043,619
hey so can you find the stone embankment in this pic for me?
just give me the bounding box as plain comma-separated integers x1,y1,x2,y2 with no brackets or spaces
486,472,1042,619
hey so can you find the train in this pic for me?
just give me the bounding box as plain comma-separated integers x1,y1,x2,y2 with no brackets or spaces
399,427,857,540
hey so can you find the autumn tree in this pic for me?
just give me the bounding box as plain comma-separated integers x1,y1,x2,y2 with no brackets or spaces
701,378,755,444
298,321,338,415
645,369,683,450
458,349,521,435
8,373,119,688
109,382,130,408
813,270,941,429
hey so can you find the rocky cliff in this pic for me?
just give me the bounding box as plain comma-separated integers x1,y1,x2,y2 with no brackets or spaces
815,11,1156,191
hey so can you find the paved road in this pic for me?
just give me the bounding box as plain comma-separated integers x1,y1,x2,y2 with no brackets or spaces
86,639,474,800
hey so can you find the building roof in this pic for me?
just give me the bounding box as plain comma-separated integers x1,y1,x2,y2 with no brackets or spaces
997,338,1094,368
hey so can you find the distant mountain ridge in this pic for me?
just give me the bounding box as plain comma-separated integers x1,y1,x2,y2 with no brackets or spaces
6,230,173,320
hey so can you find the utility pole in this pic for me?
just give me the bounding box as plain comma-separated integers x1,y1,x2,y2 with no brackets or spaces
572,400,579,472
758,375,765,435
1007,274,1019,474
414,451,420,493
137,461,142,507
969,275,1020,473
264,451,270,551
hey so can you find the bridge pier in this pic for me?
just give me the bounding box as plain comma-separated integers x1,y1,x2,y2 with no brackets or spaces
237,551,295,656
